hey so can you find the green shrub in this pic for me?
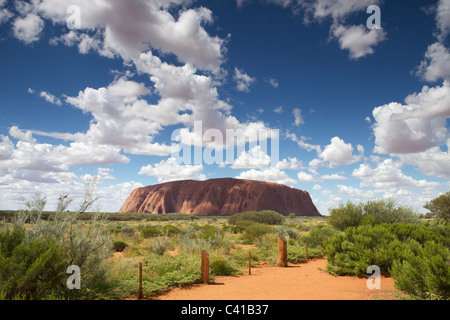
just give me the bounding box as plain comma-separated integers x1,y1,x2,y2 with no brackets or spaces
325,222,450,300
222,224,246,234
277,225,300,240
0,227,67,300
9,180,112,300
363,199,418,225
228,210,285,225
300,225,338,249
230,249,260,267
328,199,419,231
391,241,450,300
210,259,239,276
112,240,129,252
163,225,183,236
326,224,416,276
243,223,275,243
287,244,325,264
142,253,203,295
287,245,307,263
152,236,170,256
141,226,163,238
328,201,364,231
108,227,122,234
121,225,136,237
198,224,218,239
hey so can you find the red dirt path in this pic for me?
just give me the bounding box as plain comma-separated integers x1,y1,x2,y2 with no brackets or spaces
156,258,402,300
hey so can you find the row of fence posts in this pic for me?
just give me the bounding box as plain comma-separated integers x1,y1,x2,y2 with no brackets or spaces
137,236,326,298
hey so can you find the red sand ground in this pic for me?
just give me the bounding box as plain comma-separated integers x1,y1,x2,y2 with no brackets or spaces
156,258,402,300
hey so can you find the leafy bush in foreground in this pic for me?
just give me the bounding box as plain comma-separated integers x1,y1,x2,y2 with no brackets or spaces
0,227,67,300
326,223,450,299
1,178,112,300
391,241,450,300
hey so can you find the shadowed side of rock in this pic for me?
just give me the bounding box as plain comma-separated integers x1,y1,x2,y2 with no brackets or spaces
119,178,321,216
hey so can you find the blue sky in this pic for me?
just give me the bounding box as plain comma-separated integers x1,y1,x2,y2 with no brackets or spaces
0,0,449,214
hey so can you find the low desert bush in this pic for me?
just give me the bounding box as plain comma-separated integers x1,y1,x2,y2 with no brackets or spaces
277,225,300,240
210,258,239,276
163,225,183,236
300,225,338,249
121,225,137,237
243,223,275,243
228,210,285,226
112,240,129,252
152,236,170,256
141,226,163,238
142,253,201,296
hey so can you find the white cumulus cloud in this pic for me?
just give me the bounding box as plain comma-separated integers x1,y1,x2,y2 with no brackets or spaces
139,158,206,183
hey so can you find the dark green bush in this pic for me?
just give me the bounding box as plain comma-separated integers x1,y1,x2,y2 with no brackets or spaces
112,240,129,252
228,210,285,225
141,226,163,238
391,241,450,299
108,227,122,234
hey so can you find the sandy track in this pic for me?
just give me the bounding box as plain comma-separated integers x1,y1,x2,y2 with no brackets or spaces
157,258,401,300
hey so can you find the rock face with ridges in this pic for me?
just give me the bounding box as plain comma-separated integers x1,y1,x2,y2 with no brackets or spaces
120,178,321,216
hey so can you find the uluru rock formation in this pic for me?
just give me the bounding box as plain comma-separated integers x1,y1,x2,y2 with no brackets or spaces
120,178,321,216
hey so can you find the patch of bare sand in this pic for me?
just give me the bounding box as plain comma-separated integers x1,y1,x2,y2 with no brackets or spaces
157,258,402,300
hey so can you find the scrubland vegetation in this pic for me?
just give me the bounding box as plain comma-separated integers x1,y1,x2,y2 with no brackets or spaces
0,184,449,300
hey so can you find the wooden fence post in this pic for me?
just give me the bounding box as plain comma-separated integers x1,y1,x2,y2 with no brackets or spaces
201,250,209,284
138,263,143,299
278,236,287,267
249,251,252,275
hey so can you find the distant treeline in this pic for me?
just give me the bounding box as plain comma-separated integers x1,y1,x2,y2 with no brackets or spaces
0,211,221,222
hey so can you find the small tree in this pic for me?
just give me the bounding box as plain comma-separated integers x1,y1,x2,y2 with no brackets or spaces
424,192,450,225
328,201,364,231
